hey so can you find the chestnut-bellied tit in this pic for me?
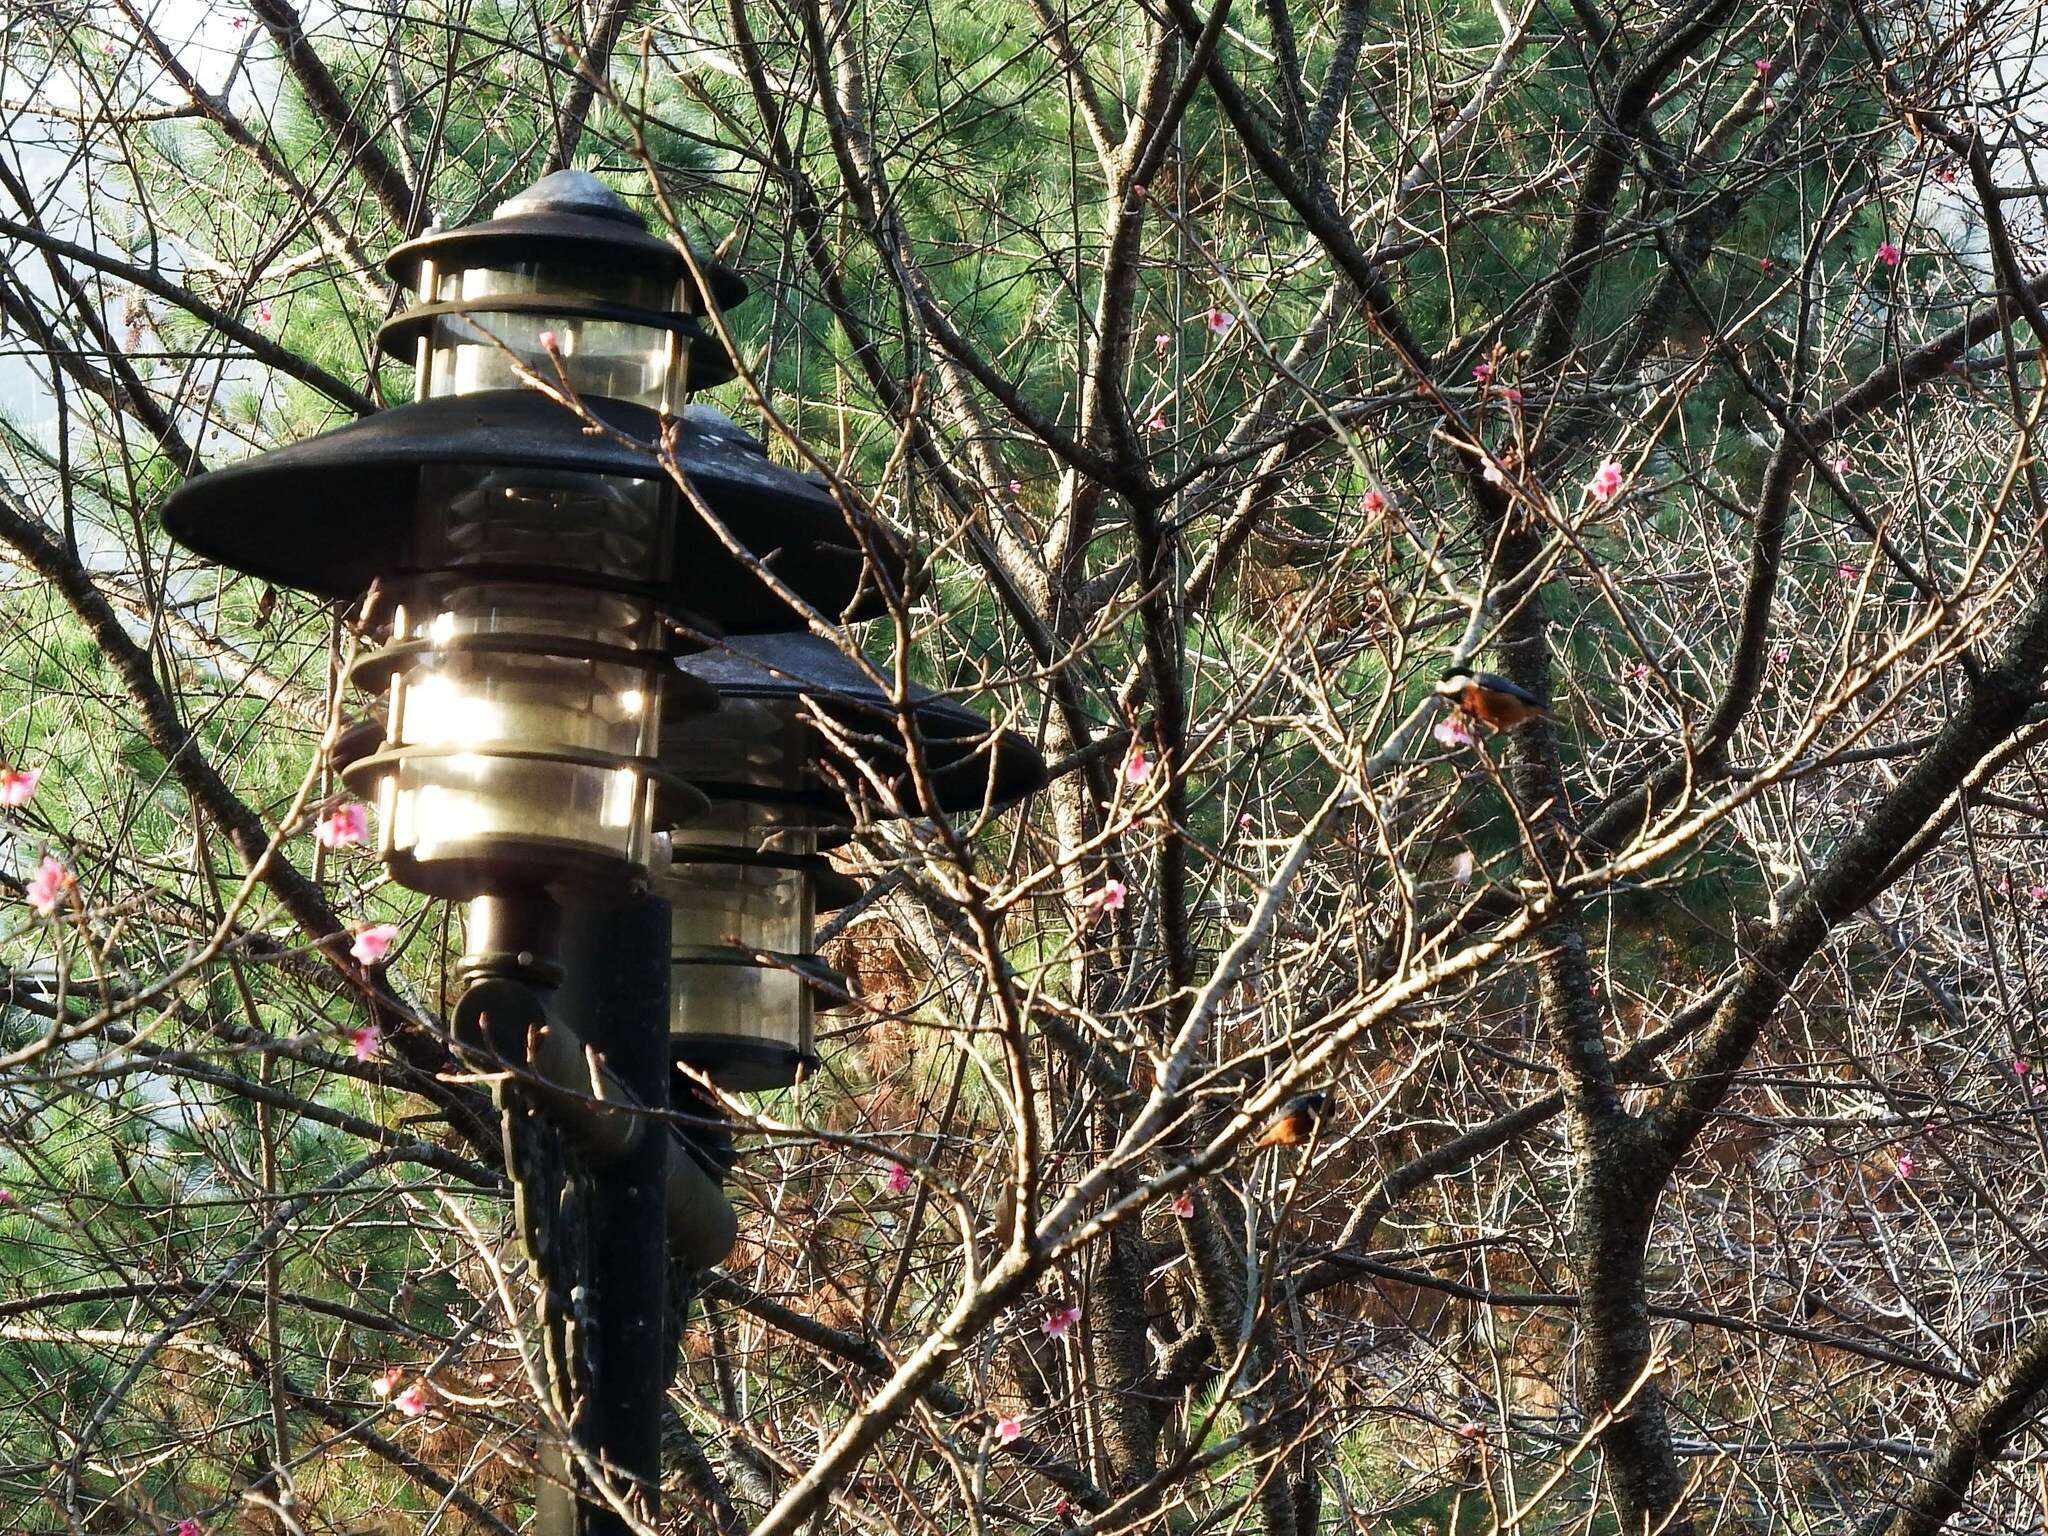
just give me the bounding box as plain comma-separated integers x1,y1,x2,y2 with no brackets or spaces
1251,1091,1331,1150
1434,666,1548,730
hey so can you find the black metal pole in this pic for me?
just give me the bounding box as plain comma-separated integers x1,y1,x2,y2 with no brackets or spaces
539,891,673,1536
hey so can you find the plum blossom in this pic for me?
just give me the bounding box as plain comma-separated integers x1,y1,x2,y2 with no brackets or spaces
1838,562,1860,582
315,802,369,848
1125,745,1151,784
0,1188,16,1207
1760,257,1774,273
1452,850,1476,884
1760,95,1776,112
884,1162,913,1194
1501,387,1523,405
1129,183,1145,198
26,854,74,916
1482,460,1507,487
0,767,39,807
1434,714,1475,749
350,1024,381,1062
2015,1058,2031,1076
1588,459,1625,501
1170,1189,1194,1218
1153,332,1170,357
1458,1422,1483,1440
1830,454,1851,476
1621,658,1652,684
2028,884,2047,904
538,329,558,351
497,54,517,77
176,1522,202,1536
1877,240,1902,267
1472,362,1492,383
1007,479,1022,495
1359,488,1390,517
995,1413,1023,1444
1205,307,1235,337
371,1365,404,1398
1042,1304,1080,1338
351,923,400,965
1086,879,1127,911
1145,409,1167,433
1895,1152,1916,1179
1755,57,1772,75
393,1381,431,1417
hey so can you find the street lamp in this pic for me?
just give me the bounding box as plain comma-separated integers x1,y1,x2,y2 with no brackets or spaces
660,631,1043,1092
156,169,1043,1534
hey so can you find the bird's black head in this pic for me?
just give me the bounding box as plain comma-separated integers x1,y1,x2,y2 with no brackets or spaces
1300,1091,1331,1114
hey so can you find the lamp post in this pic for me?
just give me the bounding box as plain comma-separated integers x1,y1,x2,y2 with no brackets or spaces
159,170,1042,1534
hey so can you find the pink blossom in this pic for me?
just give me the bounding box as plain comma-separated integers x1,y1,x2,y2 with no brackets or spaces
1008,479,1022,495
1452,850,1476,884
1877,240,1902,268
1125,745,1151,784
1238,812,1253,830
1760,257,1774,273
1482,460,1507,487
1755,57,1772,76
1587,459,1625,501
1154,333,1170,356
497,55,517,77
2014,1057,2031,1075
1770,644,1791,665
1760,95,1776,112
1458,1422,1482,1440
1130,184,1145,199
1359,488,1390,517
1830,454,1851,476
176,1522,202,1536
257,300,273,325
0,767,40,807
231,12,247,25
1472,362,1492,383
1205,308,1235,337
1145,410,1167,433
1170,1189,1194,1218
392,1381,430,1417
1937,163,1959,185
315,802,369,848
1895,1152,1916,1179
26,854,74,917
370,1365,403,1398
1838,562,1860,582
350,1025,381,1062
538,329,559,351
1087,879,1127,911
1502,387,1523,405
884,1162,913,1194
995,1413,1023,1444
1042,1304,1080,1338
1434,714,1475,749
100,38,116,55
2028,884,2047,904
351,923,400,966
1621,659,1652,684
0,1188,16,1207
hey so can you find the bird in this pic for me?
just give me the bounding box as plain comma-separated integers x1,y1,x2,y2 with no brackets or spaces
1251,1092,1330,1150
1434,666,1548,730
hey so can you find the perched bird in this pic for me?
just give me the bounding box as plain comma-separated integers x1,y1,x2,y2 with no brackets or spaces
1251,1092,1330,1150
1434,666,1547,731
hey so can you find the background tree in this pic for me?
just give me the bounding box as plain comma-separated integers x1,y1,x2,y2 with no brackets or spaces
3,0,2048,1533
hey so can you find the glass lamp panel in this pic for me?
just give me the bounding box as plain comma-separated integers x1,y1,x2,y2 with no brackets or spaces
367,464,673,888
418,466,672,583
424,266,680,409
670,959,811,1063
665,695,808,794
664,804,816,955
